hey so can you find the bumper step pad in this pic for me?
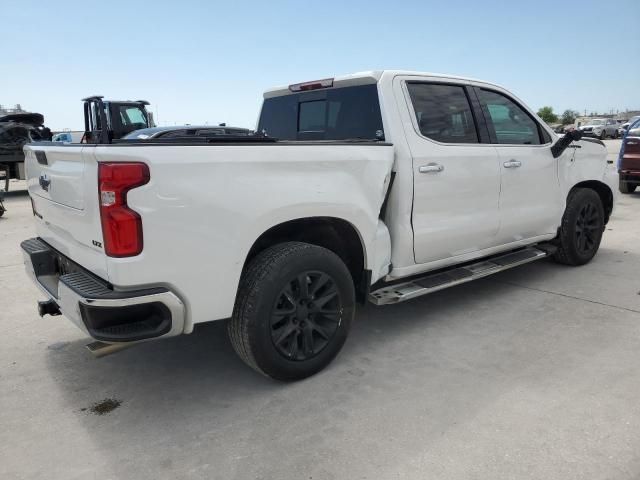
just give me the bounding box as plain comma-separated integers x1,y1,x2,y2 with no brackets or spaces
369,247,548,305
21,237,177,342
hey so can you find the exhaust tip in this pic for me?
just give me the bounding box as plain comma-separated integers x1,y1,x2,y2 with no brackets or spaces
86,341,134,358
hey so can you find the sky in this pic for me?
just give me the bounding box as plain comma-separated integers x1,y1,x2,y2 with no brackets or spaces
2,0,638,131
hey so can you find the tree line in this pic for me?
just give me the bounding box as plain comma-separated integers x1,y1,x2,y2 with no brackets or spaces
536,107,580,125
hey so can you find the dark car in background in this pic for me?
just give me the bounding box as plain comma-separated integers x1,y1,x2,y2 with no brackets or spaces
618,119,640,194
0,112,51,191
618,116,640,138
123,125,252,140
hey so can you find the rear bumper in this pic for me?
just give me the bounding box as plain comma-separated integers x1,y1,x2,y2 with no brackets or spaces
21,237,185,343
619,170,640,184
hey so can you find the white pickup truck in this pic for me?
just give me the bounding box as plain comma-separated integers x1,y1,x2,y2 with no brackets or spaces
22,71,617,380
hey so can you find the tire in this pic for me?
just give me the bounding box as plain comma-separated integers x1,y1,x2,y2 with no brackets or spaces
613,130,619,139
599,130,606,140
228,242,355,381
620,180,636,194
553,188,604,266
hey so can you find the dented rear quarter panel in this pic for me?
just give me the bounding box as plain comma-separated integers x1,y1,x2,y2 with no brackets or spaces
93,143,395,328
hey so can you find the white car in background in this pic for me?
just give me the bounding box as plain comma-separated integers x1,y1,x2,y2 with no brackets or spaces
578,118,619,139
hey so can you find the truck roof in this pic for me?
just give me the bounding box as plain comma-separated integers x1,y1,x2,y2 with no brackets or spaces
263,70,504,98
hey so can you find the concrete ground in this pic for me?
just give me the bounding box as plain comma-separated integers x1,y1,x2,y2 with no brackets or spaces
1,140,639,480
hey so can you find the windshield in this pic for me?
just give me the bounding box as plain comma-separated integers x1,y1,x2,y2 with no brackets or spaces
258,84,383,141
588,119,604,125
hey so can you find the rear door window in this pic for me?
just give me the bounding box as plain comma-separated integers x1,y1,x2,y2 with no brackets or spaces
406,83,479,144
258,84,383,141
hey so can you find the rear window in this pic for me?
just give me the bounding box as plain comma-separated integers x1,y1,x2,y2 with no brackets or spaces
406,83,479,144
257,84,383,141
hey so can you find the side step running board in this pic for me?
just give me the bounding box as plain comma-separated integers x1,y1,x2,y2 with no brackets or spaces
369,247,548,306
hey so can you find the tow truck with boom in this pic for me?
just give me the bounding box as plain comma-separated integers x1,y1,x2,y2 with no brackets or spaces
81,96,154,144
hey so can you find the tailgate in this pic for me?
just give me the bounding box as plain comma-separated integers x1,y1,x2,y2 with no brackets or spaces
24,144,108,279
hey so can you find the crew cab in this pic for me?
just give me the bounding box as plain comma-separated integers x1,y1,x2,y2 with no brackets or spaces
22,71,617,381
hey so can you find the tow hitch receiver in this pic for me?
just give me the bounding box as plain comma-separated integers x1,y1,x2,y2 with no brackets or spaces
38,299,61,317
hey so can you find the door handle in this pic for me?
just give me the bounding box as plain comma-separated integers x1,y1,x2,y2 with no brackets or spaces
419,163,444,173
503,160,522,168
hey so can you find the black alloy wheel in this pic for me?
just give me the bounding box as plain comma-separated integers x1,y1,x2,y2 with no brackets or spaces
270,271,342,361
574,202,601,256
228,242,355,381
553,188,604,266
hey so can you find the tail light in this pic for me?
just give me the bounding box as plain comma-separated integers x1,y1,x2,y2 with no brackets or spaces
98,163,150,257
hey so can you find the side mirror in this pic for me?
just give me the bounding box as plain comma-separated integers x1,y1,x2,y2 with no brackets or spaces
551,129,582,158
565,129,583,142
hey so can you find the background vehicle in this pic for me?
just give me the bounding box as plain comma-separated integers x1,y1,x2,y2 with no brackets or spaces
0,112,50,191
123,125,252,140
22,71,617,381
618,116,640,138
618,118,640,193
578,118,619,139
52,131,84,143
82,96,154,144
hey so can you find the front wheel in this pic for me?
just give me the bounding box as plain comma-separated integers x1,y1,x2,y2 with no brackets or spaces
599,130,606,140
553,188,604,266
228,242,355,381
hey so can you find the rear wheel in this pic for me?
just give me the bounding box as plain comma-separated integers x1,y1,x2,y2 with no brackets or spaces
553,188,604,266
620,179,637,194
228,242,355,381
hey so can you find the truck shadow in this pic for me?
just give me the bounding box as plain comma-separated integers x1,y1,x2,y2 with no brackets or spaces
42,253,637,404
44,265,526,394
41,254,639,478
42,252,637,398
